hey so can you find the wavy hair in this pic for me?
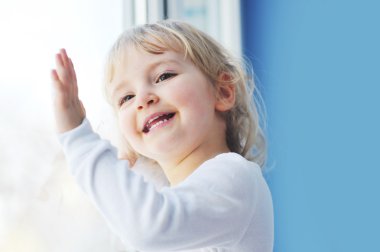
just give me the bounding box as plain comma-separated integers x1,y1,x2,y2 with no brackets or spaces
104,20,267,168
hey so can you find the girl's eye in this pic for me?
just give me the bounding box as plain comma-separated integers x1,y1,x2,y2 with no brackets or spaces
156,72,177,83
119,94,135,107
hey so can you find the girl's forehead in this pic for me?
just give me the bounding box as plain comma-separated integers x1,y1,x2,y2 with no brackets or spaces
130,33,182,51
118,44,187,68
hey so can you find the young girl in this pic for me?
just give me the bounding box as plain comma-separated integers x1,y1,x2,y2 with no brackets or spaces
51,20,273,252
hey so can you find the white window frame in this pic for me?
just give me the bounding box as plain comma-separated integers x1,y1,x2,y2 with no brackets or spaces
122,0,242,56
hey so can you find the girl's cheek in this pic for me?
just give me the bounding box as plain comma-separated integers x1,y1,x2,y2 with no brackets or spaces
172,84,198,105
118,110,133,134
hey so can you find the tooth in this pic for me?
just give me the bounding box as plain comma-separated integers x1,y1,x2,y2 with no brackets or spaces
146,114,172,131
148,114,168,125
148,115,159,124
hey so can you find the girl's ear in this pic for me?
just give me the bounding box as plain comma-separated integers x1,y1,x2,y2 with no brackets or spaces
215,72,236,112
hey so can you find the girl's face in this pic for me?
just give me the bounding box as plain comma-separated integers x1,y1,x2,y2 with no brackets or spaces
109,46,227,168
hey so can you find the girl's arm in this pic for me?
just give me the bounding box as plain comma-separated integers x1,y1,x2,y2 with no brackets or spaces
51,49,85,133
59,120,272,251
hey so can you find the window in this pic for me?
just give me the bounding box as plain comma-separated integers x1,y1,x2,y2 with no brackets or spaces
0,1,126,251
0,1,242,251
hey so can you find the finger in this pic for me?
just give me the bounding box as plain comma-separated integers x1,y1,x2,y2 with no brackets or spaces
55,53,65,79
60,48,70,67
55,53,72,85
51,69,65,93
51,69,63,87
67,58,78,95
50,69,59,81
68,58,77,82
55,53,63,68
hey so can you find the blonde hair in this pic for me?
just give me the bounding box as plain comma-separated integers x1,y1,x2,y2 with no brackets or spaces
104,20,267,168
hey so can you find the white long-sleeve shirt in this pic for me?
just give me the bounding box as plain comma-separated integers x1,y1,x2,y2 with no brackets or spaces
59,118,274,252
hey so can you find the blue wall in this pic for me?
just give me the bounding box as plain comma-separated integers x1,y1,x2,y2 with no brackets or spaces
241,1,380,251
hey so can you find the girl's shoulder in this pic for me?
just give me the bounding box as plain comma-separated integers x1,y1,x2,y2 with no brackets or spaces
202,152,262,176
178,152,263,191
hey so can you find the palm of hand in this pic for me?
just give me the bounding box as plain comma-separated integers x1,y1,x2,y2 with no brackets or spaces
51,49,86,133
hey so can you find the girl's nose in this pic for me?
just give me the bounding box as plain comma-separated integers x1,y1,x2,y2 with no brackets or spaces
137,93,159,110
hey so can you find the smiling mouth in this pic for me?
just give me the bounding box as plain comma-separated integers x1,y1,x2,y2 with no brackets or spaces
142,113,176,133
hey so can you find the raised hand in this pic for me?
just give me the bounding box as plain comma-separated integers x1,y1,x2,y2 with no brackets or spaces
51,49,86,133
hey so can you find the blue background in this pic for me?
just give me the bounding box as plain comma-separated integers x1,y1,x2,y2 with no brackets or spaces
241,0,380,251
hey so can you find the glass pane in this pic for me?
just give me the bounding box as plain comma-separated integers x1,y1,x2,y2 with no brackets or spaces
168,0,219,39
166,0,241,56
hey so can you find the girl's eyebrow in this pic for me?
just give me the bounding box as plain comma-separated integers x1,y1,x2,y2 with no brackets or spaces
146,58,182,72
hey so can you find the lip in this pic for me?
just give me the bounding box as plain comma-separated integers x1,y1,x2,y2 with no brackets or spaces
142,111,176,132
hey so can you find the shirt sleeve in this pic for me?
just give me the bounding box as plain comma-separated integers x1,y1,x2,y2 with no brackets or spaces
59,118,261,251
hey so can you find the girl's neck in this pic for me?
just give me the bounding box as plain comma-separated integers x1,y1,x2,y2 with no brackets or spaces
159,142,230,187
